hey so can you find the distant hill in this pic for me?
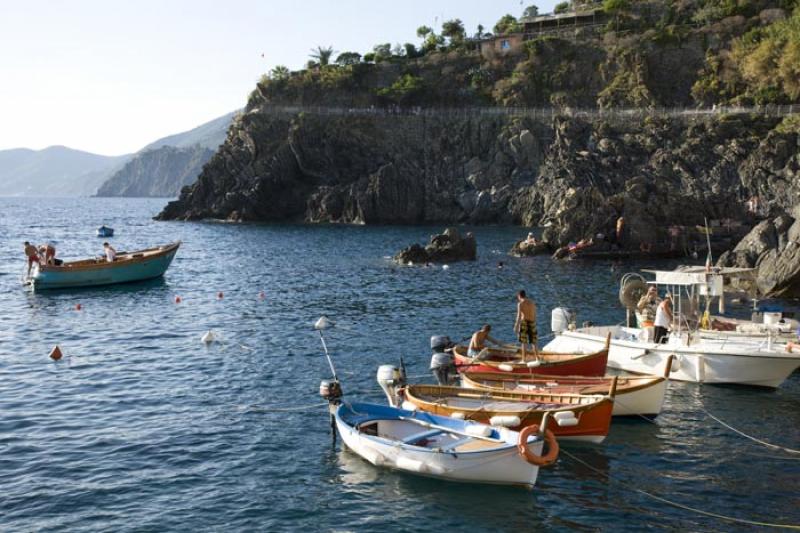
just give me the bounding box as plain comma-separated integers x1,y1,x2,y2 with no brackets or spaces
95,111,236,197
141,111,237,151
0,146,130,197
0,111,236,197
95,145,215,197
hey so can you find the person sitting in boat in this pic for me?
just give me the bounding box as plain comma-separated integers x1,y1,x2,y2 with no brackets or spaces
39,243,56,266
515,290,539,361
103,242,117,262
653,293,673,344
23,241,39,276
468,325,503,358
636,286,660,328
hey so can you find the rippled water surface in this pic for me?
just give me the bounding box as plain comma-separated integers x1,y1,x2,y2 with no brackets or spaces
1,197,798,532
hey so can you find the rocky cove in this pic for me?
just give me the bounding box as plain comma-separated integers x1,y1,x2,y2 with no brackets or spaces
157,1,800,295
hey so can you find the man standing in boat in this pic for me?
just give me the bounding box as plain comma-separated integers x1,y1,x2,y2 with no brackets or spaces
515,290,538,361
103,242,117,262
636,286,660,328
23,241,39,277
654,293,673,344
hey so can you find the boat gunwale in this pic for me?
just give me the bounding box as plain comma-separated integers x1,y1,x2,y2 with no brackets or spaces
404,384,611,418
461,372,665,396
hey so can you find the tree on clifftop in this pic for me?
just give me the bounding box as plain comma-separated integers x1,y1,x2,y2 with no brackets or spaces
335,52,361,66
310,46,335,67
441,19,466,47
523,5,539,18
494,14,522,35
269,65,290,80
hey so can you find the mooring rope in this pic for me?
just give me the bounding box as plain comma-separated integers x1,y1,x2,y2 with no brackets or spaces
702,410,800,455
560,448,800,530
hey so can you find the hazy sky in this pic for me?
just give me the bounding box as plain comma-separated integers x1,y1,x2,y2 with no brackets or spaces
1,1,559,155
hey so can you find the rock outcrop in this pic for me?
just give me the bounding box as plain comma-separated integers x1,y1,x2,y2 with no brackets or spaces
718,209,800,297
394,227,477,264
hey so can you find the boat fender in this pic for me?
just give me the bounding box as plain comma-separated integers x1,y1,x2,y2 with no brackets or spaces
526,360,541,368
517,425,559,467
489,415,521,428
360,447,386,466
401,401,418,412
465,424,492,438
396,457,429,473
670,355,681,372
450,412,466,419
498,364,515,372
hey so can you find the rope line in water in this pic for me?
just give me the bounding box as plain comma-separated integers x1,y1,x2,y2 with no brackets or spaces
560,448,800,530
703,410,800,455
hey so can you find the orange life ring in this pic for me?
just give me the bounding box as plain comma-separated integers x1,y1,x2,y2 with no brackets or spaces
517,424,559,466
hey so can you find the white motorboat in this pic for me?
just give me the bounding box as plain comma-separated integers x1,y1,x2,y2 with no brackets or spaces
543,268,800,388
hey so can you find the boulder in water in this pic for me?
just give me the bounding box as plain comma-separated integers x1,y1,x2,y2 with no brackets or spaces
395,227,477,265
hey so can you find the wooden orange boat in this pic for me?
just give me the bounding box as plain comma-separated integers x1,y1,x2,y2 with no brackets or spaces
461,356,671,418
452,334,610,377
401,381,616,443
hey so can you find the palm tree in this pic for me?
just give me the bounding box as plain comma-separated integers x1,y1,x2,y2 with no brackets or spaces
310,46,335,67
269,65,290,80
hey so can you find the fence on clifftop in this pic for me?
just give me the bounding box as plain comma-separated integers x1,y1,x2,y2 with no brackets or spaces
253,104,800,122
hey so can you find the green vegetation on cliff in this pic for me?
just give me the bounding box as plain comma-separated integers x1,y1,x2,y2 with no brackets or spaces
251,0,799,111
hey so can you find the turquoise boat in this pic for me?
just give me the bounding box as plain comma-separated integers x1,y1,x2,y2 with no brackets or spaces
28,242,180,290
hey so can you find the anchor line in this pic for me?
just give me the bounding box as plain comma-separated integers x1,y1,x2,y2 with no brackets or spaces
703,410,800,455
560,448,800,530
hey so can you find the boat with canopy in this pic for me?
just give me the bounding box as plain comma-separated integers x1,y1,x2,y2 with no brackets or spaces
543,268,800,387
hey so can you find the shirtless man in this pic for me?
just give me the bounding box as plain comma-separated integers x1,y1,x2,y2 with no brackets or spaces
515,290,538,361
23,241,39,276
468,324,502,358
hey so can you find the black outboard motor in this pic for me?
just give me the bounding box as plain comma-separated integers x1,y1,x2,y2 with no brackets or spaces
430,335,456,385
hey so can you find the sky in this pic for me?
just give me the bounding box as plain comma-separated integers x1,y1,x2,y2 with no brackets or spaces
0,0,559,156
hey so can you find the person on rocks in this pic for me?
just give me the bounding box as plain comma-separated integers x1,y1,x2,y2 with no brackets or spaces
515,290,538,361
23,241,39,276
103,242,117,262
654,293,673,344
468,324,503,358
636,286,660,328
525,232,538,245
616,216,625,246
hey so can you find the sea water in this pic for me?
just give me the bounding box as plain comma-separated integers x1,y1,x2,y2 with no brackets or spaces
0,197,798,531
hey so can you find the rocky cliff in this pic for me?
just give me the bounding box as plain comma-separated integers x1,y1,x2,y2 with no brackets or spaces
96,145,215,197
157,1,800,295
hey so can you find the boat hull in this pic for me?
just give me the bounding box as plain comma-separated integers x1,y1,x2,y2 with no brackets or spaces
461,373,667,418
544,329,800,388
335,403,543,488
31,243,179,290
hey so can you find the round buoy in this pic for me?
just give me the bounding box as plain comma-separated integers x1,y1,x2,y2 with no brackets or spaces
442,264,450,270
75,303,82,311
258,291,266,300
174,296,182,304
217,291,224,300
49,345,63,361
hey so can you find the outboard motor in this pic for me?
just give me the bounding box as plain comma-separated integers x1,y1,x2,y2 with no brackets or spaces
429,335,456,385
551,307,577,333
376,365,406,407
